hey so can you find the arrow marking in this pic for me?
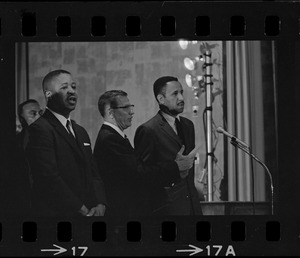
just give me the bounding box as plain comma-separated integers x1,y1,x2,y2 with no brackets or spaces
176,244,203,256
41,244,67,256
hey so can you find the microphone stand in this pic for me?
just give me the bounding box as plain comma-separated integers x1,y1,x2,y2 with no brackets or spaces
204,50,214,202
230,139,274,215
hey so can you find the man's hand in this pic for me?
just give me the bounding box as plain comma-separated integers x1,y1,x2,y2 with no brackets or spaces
79,205,89,216
175,145,195,172
179,169,189,179
86,204,106,216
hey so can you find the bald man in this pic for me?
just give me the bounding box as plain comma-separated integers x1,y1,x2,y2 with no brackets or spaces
26,69,106,217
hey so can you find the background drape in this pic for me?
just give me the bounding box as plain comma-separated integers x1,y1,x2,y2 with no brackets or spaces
225,41,268,202
15,42,28,112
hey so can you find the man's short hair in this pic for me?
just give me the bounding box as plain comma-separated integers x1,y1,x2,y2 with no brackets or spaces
42,69,71,91
153,76,178,102
98,90,128,117
17,99,40,127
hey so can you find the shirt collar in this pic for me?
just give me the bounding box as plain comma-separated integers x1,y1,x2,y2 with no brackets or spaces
103,121,125,138
46,107,71,127
161,111,180,124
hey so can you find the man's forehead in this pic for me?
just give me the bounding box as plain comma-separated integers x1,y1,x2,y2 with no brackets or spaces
23,102,40,110
53,73,73,83
165,81,183,91
116,95,130,104
46,73,73,90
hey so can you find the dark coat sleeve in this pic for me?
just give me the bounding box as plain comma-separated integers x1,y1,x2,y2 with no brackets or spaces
134,125,181,187
71,122,107,208
26,122,83,213
86,140,107,207
94,132,139,215
94,133,138,181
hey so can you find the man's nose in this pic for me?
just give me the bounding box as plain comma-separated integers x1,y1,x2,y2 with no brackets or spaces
68,85,76,93
178,93,184,100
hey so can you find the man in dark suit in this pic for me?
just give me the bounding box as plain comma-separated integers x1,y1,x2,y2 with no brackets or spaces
93,90,144,217
26,69,106,217
93,90,192,217
134,76,203,216
17,99,42,148
7,100,42,218
13,99,42,217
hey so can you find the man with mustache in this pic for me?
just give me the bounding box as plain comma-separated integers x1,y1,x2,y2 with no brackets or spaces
26,69,106,217
134,76,203,215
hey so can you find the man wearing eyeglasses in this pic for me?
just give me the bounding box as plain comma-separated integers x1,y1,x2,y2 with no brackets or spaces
17,99,42,153
17,99,42,133
11,99,42,217
26,69,107,217
94,90,163,217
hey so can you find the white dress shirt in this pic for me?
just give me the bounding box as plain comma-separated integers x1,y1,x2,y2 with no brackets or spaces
47,107,75,137
161,111,180,135
103,121,126,138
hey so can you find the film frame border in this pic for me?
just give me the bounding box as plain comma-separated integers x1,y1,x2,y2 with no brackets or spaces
0,1,299,256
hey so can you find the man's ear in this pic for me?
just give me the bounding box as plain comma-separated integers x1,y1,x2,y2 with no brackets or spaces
157,94,165,105
107,105,114,118
45,90,52,98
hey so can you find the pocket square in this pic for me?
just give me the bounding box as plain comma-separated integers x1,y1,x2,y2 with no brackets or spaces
83,143,90,146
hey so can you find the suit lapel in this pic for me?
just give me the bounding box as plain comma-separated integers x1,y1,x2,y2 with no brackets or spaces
43,110,85,161
102,124,133,150
157,112,182,147
72,121,89,158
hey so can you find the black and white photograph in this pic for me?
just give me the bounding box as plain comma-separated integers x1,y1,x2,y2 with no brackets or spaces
13,41,278,218
0,1,299,256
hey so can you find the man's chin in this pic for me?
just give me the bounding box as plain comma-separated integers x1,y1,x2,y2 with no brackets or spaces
124,122,132,130
67,103,77,109
177,107,184,114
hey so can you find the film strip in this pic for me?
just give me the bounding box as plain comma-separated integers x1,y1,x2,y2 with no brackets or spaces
0,1,299,256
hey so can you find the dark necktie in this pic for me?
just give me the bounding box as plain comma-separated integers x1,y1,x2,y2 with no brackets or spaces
66,120,75,138
124,134,132,147
175,117,185,145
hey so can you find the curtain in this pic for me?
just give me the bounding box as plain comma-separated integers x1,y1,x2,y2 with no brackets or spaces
15,42,29,114
226,41,266,202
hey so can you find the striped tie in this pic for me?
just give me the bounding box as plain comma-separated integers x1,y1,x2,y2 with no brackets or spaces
66,120,75,138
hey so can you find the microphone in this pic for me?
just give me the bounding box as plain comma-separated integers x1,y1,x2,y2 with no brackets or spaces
216,126,249,149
